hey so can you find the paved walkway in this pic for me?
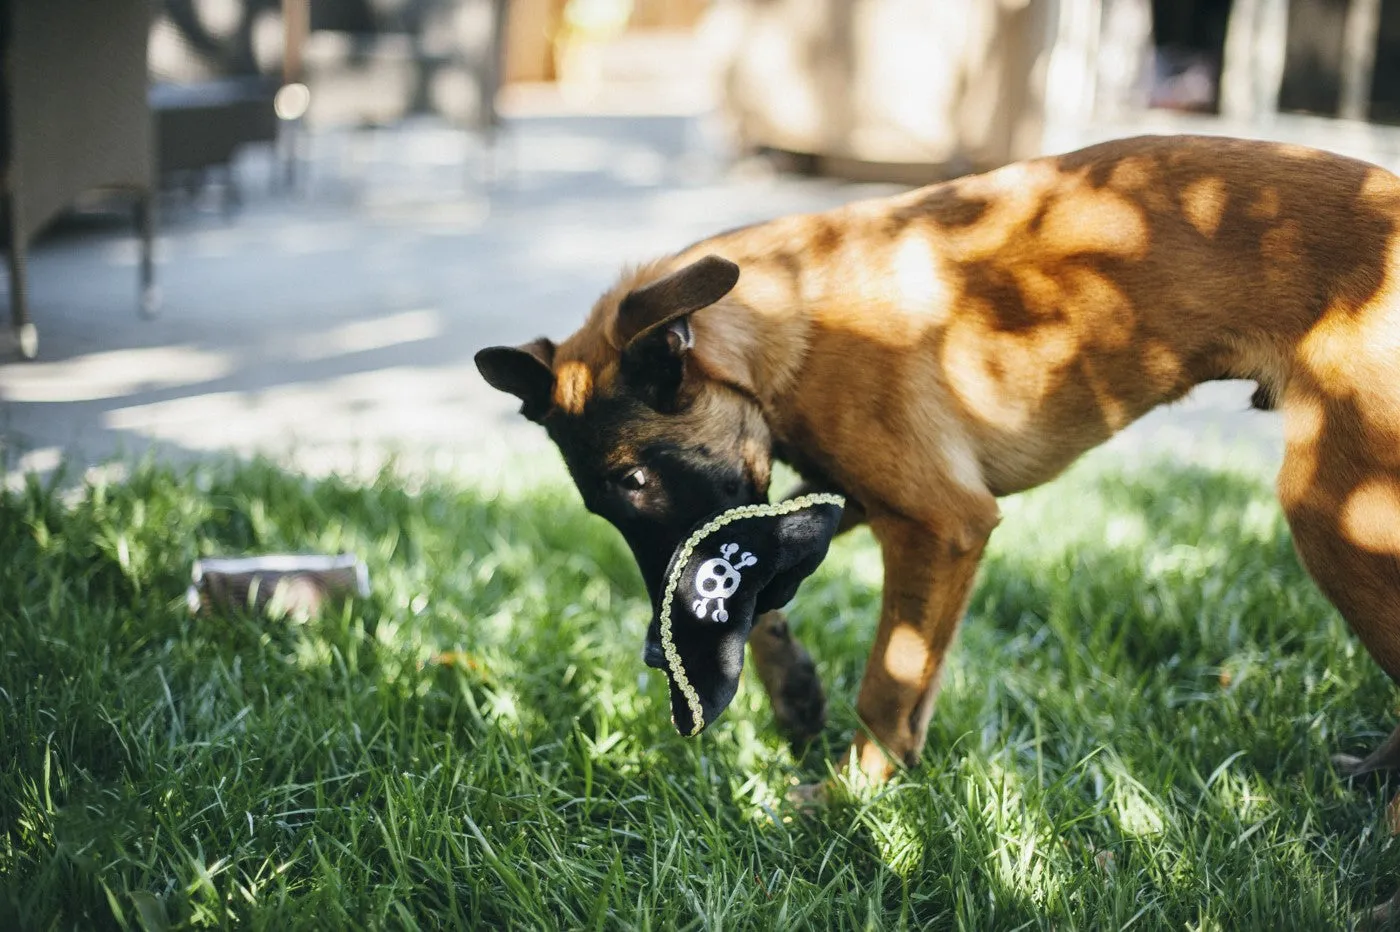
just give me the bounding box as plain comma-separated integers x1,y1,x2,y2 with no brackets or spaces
0,109,1296,492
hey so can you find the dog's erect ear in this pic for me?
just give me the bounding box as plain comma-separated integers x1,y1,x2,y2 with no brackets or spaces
474,338,556,422
618,255,740,347
618,256,738,412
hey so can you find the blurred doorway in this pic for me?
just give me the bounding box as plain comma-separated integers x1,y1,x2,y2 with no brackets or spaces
1149,0,1231,113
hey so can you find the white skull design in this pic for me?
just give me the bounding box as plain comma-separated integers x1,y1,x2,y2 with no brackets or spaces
691,543,757,623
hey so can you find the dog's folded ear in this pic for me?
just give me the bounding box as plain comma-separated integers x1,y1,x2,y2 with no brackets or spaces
475,338,556,422
618,255,740,346
643,494,843,737
617,256,739,413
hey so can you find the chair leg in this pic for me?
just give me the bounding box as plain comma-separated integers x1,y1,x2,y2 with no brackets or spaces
276,116,302,194
136,191,160,318
479,122,501,188
221,164,242,218
4,194,36,360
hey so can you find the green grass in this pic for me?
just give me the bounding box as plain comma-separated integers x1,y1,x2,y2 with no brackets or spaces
3,454,1399,930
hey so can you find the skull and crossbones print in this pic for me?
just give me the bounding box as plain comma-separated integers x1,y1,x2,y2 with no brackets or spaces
691,543,757,622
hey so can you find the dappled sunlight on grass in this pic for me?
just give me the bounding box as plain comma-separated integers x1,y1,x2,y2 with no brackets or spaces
3,454,1400,926
966,756,1070,909
1102,757,1167,839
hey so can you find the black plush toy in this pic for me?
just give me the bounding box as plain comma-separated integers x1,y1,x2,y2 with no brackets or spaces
644,494,845,736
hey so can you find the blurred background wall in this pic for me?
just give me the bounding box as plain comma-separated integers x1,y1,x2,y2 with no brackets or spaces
108,0,1400,197
501,0,1400,179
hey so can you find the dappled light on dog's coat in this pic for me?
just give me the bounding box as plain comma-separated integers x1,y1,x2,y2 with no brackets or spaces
1342,480,1400,554
476,135,1400,807
882,624,931,687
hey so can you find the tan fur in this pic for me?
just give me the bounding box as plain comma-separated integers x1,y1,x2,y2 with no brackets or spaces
548,135,1400,782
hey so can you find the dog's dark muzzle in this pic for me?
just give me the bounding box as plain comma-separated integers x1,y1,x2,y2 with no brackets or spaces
642,639,667,670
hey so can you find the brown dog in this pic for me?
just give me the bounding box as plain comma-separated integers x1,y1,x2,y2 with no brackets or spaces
477,134,1400,785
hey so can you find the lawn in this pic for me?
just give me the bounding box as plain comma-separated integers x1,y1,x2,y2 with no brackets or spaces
2,454,1399,930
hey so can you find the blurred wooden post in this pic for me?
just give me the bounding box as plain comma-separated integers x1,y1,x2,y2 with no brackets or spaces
1220,0,1288,121
278,0,309,189
282,0,308,87
505,0,565,83
1044,0,1103,130
1095,0,1153,117
1340,0,1381,121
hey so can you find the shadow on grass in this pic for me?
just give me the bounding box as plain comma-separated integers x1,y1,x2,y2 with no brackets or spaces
1,456,1397,929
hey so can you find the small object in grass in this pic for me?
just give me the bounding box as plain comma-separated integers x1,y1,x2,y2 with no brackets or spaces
426,651,483,672
646,494,844,736
187,554,369,620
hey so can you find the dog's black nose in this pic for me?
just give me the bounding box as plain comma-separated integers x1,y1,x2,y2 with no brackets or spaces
642,640,666,670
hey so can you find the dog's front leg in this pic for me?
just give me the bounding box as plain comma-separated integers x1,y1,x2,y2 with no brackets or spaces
846,509,995,783
748,611,826,744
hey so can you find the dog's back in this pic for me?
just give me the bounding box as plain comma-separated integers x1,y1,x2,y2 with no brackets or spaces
661,135,1400,499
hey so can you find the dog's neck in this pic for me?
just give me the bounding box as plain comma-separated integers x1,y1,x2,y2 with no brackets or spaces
671,208,972,506
689,285,811,409
678,214,847,416
685,258,866,499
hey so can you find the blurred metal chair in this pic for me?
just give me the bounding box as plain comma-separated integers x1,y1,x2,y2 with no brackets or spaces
288,0,508,184
299,0,507,136
147,0,282,205
149,0,508,193
1,0,157,360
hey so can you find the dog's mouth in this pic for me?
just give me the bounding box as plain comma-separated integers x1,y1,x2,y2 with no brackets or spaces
666,671,731,737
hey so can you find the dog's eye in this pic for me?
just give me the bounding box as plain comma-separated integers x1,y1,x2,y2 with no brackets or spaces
618,468,647,492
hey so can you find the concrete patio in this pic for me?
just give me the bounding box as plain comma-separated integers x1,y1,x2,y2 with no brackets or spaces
0,104,1320,493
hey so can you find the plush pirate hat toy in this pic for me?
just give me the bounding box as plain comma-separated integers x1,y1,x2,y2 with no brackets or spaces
645,494,845,736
